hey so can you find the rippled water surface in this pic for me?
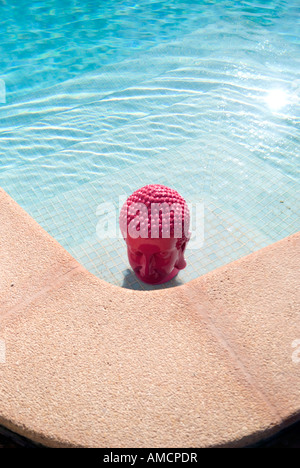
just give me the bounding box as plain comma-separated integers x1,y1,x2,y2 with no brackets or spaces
0,0,299,288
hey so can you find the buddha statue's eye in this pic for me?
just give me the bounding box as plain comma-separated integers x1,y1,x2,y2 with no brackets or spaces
157,251,170,259
134,250,142,257
129,247,140,255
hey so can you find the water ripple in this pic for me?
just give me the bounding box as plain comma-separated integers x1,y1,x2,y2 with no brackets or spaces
0,0,299,226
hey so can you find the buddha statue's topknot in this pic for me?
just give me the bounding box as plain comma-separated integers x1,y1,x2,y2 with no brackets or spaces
119,184,190,242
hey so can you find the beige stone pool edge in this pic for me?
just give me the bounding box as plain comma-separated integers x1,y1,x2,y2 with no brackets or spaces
0,187,299,448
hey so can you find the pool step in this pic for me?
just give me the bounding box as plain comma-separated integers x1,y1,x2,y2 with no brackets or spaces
11,133,292,290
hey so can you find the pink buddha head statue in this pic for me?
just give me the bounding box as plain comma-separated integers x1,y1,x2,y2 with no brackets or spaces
119,184,190,284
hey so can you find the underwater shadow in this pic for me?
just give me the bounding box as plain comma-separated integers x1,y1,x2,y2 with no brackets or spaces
121,268,185,291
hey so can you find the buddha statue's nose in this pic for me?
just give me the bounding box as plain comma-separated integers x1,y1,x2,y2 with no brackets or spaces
140,253,155,278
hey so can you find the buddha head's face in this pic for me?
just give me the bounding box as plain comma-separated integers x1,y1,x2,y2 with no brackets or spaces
126,235,187,284
120,184,190,285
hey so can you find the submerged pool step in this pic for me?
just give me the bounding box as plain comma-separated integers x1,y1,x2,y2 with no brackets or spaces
2,115,298,253
14,134,289,290
68,199,271,290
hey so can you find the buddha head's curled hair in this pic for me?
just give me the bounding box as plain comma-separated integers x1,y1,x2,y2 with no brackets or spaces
119,184,190,247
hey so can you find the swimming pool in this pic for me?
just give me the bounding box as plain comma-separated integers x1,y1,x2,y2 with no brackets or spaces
0,0,299,289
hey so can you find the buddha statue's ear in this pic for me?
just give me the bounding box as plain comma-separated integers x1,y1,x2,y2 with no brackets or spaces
175,240,187,271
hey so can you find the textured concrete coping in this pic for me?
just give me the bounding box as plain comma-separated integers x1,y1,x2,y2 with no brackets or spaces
0,187,299,448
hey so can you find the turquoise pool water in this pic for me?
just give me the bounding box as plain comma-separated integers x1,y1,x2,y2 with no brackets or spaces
0,0,299,289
